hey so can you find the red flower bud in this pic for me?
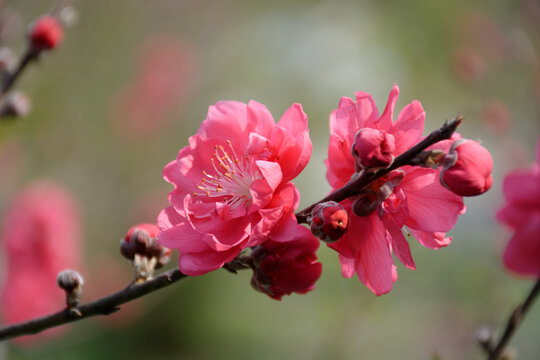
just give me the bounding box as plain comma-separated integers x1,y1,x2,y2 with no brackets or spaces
28,16,63,51
309,201,348,243
352,128,395,169
440,139,493,196
250,226,322,300
120,223,170,269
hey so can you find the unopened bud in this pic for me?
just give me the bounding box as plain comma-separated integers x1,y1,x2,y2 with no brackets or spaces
0,91,31,118
57,269,84,308
352,128,395,170
28,16,63,51
309,201,348,243
121,223,170,281
352,193,378,216
440,139,493,196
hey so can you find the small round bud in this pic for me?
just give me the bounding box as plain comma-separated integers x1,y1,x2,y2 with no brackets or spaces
352,193,378,216
57,269,84,308
309,201,349,243
28,16,63,51
0,91,31,118
440,139,493,196
57,269,84,291
352,128,395,170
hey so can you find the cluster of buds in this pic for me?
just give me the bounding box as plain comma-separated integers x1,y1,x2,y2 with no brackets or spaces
0,11,66,122
120,223,170,283
57,269,84,311
308,201,349,243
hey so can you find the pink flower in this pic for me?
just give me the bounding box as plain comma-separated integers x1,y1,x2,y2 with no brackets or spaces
158,100,312,276
110,34,197,138
496,141,540,277
325,84,465,295
0,181,82,344
28,16,63,51
309,201,349,243
440,139,493,196
251,225,322,300
352,128,396,169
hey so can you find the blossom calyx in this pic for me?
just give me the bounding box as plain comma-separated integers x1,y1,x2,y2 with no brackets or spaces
352,128,395,170
440,139,493,196
352,193,378,217
28,16,63,51
57,269,84,308
309,201,349,243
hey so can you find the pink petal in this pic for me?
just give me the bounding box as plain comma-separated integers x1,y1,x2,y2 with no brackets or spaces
250,160,283,210
383,215,416,269
353,92,380,128
339,254,356,278
503,217,540,277
178,247,240,276
276,103,308,136
409,228,452,249
198,101,251,151
401,168,464,233
247,100,275,136
354,215,395,295
376,84,399,131
392,100,425,155
503,168,540,207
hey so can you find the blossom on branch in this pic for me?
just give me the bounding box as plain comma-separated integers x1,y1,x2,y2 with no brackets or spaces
325,84,466,295
251,225,322,300
158,100,312,276
496,141,540,277
0,181,82,344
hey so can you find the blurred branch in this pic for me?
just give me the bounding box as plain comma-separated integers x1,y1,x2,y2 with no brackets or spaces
295,115,463,223
0,268,187,341
487,278,540,360
0,48,39,97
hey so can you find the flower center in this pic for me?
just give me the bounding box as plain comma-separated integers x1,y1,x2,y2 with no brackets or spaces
194,140,262,209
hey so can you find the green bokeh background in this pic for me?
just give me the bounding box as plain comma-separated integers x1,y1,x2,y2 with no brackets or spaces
1,0,539,359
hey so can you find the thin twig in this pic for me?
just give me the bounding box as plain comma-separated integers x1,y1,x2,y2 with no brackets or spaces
0,268,187,341
295,115,463,223
0,48,39,97
488,278,540,360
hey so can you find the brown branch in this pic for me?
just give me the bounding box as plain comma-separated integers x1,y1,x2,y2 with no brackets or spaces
0,48,39,97
295,115,463,223
0,268,187,341
488,278,540,360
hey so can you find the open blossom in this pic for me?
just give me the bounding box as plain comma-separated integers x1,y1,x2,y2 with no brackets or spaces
496,141,540,277
325,84,465,295
0,181,82,344
158,100,312,276
251,225,322,300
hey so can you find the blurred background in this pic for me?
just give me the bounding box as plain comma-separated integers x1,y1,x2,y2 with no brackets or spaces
0,0,539,359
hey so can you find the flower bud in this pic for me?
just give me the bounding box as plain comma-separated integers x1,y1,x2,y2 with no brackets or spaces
0,91,31,118
250,226,322,300
352,193,378,216
440,139,493,196
352,128,395,170
28,16,63,51
309,201,348,243
120,223,170,276
57,269,84,308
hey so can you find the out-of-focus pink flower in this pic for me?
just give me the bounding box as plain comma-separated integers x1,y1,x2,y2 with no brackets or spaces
110,34,197,138
452,47,486,85
325,84,465,295
496,141,540,277
481,98,513,135
158,100,312,276
251,225,322,300
440,139,493,196
0,181,82,344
